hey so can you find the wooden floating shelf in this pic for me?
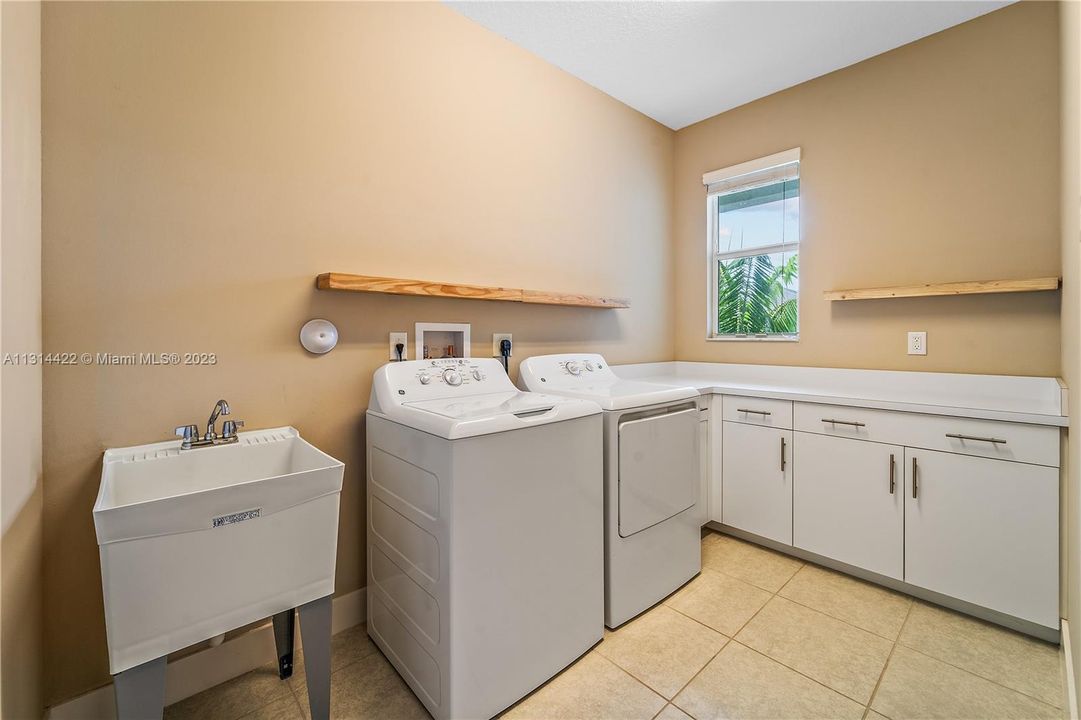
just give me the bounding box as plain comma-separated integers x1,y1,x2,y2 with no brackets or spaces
316,272,630,309
824,277,1061,302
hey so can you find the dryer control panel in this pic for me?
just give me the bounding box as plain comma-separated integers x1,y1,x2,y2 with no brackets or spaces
372,358,514,405
517,353,616,389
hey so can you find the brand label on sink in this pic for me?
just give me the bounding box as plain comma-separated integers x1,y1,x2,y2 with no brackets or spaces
212,508,261,528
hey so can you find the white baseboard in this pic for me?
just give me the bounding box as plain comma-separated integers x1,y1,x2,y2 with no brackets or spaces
1064,619,1079,720
46,588,366,720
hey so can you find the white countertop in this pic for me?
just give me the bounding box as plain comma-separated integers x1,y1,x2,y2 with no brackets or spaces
612,361,1068,427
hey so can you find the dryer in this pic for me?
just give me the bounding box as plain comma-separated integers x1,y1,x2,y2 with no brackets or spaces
518,353,702,627
366,358,603,720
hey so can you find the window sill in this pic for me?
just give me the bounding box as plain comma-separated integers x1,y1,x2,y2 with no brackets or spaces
707,335,799,342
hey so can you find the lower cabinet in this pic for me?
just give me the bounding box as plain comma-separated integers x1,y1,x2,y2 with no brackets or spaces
705,393,1062,634
722,421,792,544
904,448,1059,628
793,432,904,579
698,400,710,526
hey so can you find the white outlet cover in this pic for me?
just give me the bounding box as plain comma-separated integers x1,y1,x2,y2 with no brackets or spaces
389,332,408,361
493,333,513,358
907,331,927,356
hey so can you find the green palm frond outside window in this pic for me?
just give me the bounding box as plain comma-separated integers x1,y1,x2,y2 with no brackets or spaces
717,254,798,335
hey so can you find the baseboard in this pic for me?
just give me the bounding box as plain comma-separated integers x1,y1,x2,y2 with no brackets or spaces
1064,619,1079,720
45,587,366,720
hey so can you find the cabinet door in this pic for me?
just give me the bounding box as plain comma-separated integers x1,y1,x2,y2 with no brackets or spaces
793,432,903,579
905,448,1059,628
721,421,792,544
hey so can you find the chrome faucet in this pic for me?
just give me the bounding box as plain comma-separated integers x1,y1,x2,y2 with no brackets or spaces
205,399,230,441
174,399,244,450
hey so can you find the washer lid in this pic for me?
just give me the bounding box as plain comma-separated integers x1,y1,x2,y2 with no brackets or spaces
517,353,699,411
404,391,558,421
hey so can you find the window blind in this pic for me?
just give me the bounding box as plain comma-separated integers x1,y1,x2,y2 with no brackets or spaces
703,147,800,196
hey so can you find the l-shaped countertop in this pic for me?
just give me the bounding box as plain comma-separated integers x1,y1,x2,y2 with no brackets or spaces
611,361,1068,427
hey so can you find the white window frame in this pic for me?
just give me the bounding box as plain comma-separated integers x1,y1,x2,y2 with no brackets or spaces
704,148,801,342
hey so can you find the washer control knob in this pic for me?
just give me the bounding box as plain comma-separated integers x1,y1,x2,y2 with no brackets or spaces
472,369,483,381
584,362,595,372
418,372,431,385
443,369,463,386
566,361,583,376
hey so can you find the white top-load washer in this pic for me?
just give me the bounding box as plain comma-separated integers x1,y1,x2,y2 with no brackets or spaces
518,353,702,627
366,358,603,720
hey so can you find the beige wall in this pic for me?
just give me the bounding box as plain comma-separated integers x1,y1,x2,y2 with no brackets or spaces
40,1,674,705
1060,0,1081,696
37,0,1071,709
1,1,44,718
673,1,1062,376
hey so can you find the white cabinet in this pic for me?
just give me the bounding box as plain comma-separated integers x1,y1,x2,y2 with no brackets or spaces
904,448,1059,628
722,421,792,544
793,432,904,579
794,402,1059,467
698,399,710,526
708,402,723,524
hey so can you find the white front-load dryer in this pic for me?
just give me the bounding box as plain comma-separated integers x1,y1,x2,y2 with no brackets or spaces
518,354,702,627
366,358,603,720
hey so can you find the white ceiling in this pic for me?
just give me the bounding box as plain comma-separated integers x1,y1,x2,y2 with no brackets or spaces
447,1,1012,130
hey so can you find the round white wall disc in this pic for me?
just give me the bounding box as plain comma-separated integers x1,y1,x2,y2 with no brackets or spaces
300,319,338,354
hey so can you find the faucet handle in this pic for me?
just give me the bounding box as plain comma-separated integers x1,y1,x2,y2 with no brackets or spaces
174,424,199,449
222,420,245,439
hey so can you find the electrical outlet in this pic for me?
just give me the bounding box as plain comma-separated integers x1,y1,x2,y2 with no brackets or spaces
389,332,408,361
493,333,513,358
907,331,927,356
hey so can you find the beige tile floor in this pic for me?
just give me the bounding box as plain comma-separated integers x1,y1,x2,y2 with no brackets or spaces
165,532,1065,720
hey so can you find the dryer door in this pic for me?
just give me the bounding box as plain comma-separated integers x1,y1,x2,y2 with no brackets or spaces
618,406,699,537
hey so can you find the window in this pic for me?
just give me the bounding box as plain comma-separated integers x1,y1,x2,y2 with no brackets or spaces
705,149,800,340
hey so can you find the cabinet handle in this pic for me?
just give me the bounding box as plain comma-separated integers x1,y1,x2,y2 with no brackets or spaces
945,433,1007,445
738,408,772,416
889,453,896,494
912,457,918,499
780,436,787,472
822,418,867,428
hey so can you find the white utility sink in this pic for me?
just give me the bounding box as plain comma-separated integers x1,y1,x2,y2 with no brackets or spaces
94,426,344,676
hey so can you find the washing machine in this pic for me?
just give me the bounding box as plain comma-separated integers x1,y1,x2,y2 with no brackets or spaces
366,357,603,720
518,353,701,628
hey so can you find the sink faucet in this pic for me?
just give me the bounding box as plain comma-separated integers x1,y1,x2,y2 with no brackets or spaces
205,399,230,441
174,399,244,450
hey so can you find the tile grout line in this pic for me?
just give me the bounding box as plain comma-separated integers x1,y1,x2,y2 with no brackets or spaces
666,641,728,720
730,639,876,710
693,539,1064,716
663,602,737,638
590,644,673,709
710,557,897,707
666,551,799,718
892,603,1064,710
733,541,880,713
862,601,913,719
776,593,907,644
899,640,1059,704
288,681,307,719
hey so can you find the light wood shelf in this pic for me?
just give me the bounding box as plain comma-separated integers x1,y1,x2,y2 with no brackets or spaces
316,273,630,309
824,277,1061,302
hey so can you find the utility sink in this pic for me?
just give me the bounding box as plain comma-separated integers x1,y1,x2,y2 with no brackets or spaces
94,426,344,676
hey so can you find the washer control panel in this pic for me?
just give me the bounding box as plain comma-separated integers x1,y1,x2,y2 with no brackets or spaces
562,359,603,376
415,358,486,387
376,358,511,403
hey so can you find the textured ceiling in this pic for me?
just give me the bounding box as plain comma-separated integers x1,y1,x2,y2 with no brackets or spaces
447,1,1012,129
